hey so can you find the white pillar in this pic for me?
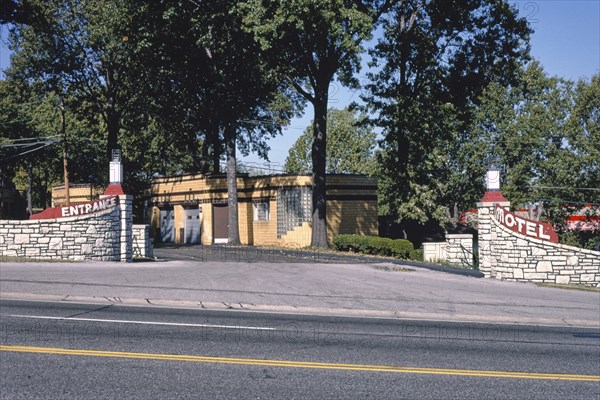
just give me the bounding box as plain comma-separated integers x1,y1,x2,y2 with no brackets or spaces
477,194,510,277
119,194,133,262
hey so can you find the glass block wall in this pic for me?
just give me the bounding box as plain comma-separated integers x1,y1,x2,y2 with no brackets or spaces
276,187,312,238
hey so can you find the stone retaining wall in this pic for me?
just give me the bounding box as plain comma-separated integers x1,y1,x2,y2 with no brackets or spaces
487,214,600,286
478,200,600,287
0,195,135,262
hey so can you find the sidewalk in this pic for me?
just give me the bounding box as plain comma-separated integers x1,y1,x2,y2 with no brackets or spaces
1,255,599,328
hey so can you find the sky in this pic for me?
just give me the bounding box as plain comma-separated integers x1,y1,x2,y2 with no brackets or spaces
1,1,599,171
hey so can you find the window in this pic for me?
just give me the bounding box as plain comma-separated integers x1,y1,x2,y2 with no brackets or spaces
253,202,269,221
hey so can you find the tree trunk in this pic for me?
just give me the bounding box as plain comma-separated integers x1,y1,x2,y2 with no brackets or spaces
211,126,221,174
225,122,241,245
311,84,329,248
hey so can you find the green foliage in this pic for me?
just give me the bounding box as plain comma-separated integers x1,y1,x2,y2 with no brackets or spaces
468,63,599,225
559,230,600,251
240,0,391,248
365,0,531,225
332,234,414,259
284,108,377,175
409,249,424,262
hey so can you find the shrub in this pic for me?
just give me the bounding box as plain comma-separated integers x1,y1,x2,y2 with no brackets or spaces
409,249,424,262
332,235,414,259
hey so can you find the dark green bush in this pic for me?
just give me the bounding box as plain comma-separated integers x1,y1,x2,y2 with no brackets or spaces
332,235,414,259
409,249,424,262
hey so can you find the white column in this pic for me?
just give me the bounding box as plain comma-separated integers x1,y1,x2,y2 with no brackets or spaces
119,195,133,262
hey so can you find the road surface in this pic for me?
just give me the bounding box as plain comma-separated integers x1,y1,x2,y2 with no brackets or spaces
1,299,598,399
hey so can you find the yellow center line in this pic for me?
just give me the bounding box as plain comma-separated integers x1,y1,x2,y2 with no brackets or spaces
1,345,598,382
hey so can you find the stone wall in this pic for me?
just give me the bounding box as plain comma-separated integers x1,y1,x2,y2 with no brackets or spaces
0,195,133,262
132,224,153,259
478,201,600,287
446,234,474,267
423,234,474,267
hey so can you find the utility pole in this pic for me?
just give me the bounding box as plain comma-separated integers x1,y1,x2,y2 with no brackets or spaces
26,162,33,216
60,98,70,206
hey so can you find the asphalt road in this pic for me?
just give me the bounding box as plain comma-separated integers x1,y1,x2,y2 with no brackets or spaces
1,299,598,399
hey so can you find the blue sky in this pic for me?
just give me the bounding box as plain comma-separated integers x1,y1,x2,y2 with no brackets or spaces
1,1,599,170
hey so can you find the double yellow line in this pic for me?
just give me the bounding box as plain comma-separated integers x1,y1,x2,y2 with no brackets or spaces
1,345,599,382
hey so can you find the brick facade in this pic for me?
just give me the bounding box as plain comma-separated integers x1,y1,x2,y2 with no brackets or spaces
148,173,377,246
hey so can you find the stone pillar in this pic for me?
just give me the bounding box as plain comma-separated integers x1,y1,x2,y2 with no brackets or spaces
119,194,133,262
477,192,510,277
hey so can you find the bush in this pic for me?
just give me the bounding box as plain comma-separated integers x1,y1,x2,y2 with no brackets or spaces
409,249,423,262
332,235,414,259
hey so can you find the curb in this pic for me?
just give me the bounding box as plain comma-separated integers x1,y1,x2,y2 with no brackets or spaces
2,292,598,329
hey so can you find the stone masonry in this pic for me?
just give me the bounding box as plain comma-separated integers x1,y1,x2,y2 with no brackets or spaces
0,194,133,262
478,200,600,287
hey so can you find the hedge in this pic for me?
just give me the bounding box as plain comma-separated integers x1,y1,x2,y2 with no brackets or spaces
332,234,414,259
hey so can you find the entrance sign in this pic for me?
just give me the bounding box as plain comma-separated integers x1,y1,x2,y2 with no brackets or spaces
494,205,558,243
61,197,118,217
30,196,119,220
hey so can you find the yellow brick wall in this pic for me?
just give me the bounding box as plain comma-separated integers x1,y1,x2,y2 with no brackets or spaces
252,199,278,246
174,205,185,244
149,174,377,246
280,222,312,248
327,199,378,245
201,203,213,245
151,206,160,236
52,184,103,206
238,203,253,245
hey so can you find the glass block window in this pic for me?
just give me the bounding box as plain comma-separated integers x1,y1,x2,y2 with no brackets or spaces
253,202,269,221
277,187,312,238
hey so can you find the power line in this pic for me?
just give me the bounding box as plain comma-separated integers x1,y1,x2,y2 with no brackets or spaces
532,186,600,192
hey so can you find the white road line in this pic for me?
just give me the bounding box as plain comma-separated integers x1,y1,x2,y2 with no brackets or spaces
6,314,277,331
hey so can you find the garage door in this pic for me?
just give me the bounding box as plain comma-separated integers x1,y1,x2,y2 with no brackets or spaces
185,208,201,244
160,209,175,243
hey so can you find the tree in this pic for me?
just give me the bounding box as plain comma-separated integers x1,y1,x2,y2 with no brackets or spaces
364,0,531,226
241,0,394,247
285,108,377,175
148,0,300,245
7,0,145,164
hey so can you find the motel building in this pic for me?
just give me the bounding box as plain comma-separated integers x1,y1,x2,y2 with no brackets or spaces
145,173,378,247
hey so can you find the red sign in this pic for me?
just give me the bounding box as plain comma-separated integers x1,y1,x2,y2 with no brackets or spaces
494,205,558,243
30,197,118,220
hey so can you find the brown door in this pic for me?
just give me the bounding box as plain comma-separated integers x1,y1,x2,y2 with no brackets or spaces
212,203,229,243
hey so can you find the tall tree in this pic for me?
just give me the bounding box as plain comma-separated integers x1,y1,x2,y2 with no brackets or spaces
241,0,394,247
285,108,377,175
151,0,300,244
469,63,599,211
364,0,531,226
7,0,149,165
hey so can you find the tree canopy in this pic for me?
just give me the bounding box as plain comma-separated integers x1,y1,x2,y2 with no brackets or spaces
284,108,377,176
364,0,532,224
